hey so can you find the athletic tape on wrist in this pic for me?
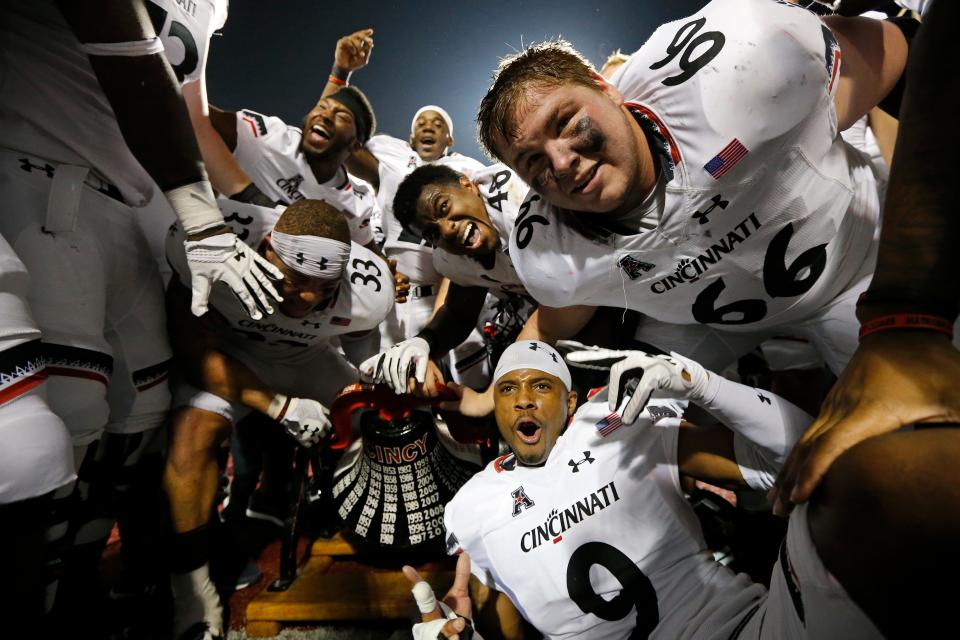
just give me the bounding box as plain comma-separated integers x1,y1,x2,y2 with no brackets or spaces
164,181,223,234
270,231,350,280
79,38,165,57
266,394,291,421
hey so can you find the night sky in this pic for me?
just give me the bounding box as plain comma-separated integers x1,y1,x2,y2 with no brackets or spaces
206,0,708,162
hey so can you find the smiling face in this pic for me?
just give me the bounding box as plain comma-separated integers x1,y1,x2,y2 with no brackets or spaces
494,368,577,466
262,241,340,318
301,96,359,163
410,110,453,162
494,80,646,217
412,176,499,256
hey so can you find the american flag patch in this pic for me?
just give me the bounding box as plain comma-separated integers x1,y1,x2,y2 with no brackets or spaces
331,316,351,326
596,412,624,437
704,139,749,179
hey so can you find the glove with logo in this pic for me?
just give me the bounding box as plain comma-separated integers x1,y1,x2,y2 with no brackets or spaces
266,394,333,448
184,232,284,320
360,337,431,394
607,350,708,424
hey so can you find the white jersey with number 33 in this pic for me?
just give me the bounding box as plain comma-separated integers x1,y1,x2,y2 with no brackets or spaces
445,391,765,639
510,0,879,332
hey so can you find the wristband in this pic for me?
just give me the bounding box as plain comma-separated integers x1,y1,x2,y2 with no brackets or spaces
858,313,954,341
266,393,291,420
230,182,276,208
330,66,351,86
164,181,223,234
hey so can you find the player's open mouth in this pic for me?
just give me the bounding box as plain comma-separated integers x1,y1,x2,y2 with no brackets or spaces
419,135,436,147
459,221,482,249
308,124,331,144
571,163,599,195
515,418,542,445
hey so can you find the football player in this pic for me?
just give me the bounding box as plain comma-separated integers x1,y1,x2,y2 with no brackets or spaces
475,0,913,378
362,162,533,395
162,198,392,638
410,340,959,639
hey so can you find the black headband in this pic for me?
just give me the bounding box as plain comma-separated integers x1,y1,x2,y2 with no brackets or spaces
328,88,373,143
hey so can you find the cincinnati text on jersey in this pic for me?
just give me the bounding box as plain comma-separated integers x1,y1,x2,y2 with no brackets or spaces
520,481,620,553
650,211,762,295
236,318,320,341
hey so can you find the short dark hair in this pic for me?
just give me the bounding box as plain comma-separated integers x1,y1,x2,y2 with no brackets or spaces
328,85,377,143
477,39,598,161
392,164,464,233
275,198,351,244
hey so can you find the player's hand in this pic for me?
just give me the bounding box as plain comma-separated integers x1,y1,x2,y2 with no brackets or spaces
770,332,960,517
380,337,431,394
183,231,283,320
390,258,410,304
267,395,333,448
603,350,707,424
411,359,447,398
437,383,495,418
404,553,475,640
334,28,374,73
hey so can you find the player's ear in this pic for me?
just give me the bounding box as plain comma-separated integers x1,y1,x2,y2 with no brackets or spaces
350,138,362,153
460,175,479,195
409,133,416,147
566,389,578,419
592,70,624,106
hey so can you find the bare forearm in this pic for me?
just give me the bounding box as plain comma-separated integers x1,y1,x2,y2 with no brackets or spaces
517,305,596,343
864,1,960,320
188,349,276,414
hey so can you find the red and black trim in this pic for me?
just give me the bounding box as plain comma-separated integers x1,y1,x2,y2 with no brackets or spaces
132,358,172,392
44,343,113,387
493,453,516,473
624,102,682,167
240,110,269,137
0,339,48,405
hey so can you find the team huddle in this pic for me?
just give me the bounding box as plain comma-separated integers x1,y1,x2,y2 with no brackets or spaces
0,0,957,638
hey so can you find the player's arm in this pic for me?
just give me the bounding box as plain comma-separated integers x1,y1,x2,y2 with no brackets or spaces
320,28,374,100
56,0,283,320
470,576,526,640
419,284,489,356
208,104,239,152
517,304,597,343
824,15,908,131
166,279,332,447
604,350,812,490
346,146,381,191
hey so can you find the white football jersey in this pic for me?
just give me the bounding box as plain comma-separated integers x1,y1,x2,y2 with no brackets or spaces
367,134,486,283
0,0,227,206
433,164,531,300
445,390,764,639
510,0,879,332
232,109,377,246
166,199,393,365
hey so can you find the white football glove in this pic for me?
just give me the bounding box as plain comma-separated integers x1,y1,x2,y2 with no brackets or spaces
184,232,283,320
411,597,480,640
360,337,430,394
266,394,333,448
608,350,708,424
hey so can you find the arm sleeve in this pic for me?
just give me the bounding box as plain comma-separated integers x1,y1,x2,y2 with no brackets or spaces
696,372,813,491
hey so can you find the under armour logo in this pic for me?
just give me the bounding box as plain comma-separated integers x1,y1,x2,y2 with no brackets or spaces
234,249,245,262
693,194,729,225
18,158,55,178
511,486,535,517
301,319,322,329
295,253,328,270
758,393,771,404
568,451,595,473
528,342,559,363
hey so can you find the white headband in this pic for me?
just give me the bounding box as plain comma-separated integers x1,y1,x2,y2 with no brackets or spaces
411,105,453,136
270,231,350,280
494,341,572,390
